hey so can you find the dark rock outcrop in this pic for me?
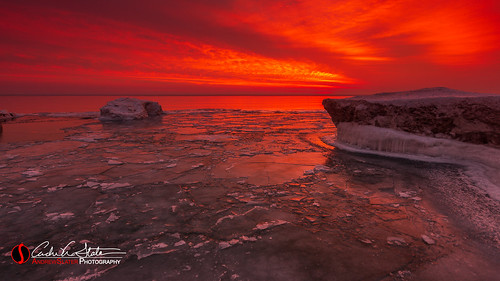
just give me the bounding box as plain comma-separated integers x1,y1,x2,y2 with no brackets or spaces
323,87,500,147
0,110,16,134
0,110,16,122
99,98,163,121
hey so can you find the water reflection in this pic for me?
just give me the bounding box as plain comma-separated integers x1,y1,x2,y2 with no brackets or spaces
0,118,89,143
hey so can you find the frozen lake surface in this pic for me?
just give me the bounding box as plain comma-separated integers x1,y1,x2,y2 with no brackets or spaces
0,110,498,280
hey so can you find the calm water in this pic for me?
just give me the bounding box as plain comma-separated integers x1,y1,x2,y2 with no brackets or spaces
0,119,90,143
0,95,347,143
0,95,349,113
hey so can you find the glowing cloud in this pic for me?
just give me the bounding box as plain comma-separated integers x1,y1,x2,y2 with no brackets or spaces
0,0,499,95
226,0,499,64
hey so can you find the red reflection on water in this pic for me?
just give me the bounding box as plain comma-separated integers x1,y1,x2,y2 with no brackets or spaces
0,96,350,113
0,119,88,143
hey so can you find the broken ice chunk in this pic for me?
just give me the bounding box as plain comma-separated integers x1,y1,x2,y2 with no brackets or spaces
215,215,235,225
421,235,436,245
106,213,119,223
218,239,240,249
46,212,75,221
174,240,186,247
86,181,100,188
387,236,407,246
359,239,373,245
100,182,131,190
171,205,178,213
151,243,169,249
397,191,416,198
193,242,208,249
240,236,258,242
253,220,289,230
22,169,43,178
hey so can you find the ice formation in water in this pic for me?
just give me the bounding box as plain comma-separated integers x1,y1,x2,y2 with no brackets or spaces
332,123,500,167
322,87,500,200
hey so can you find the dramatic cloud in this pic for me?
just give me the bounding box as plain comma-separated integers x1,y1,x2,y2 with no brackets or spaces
1,0,499,95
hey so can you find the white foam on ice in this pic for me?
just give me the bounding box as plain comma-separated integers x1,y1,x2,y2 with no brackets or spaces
323,123,500,200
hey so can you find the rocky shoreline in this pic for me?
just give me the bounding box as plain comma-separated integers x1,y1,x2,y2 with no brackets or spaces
323,88,500,202
323,87,500,147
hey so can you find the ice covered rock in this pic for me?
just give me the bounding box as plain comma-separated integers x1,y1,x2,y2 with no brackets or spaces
303,169,315,175
0,110,16,133
313,165,330,173
99,98,163,121
323,87,500,147
0,110,16,122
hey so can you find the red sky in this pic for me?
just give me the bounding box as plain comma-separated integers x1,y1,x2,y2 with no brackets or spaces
1,0,499,95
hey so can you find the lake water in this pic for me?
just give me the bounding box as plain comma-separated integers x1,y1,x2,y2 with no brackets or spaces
0,95,349,113
1,108,498,280
0,95,345,143
1,95,499,280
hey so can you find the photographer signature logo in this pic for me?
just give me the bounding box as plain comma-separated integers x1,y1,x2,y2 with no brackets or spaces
11,243,30,264
10,241,126,265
